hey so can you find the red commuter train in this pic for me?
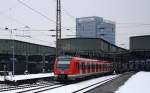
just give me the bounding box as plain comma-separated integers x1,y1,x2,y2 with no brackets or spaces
54,56,114,81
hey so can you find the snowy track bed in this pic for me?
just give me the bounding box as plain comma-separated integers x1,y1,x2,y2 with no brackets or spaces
0,75,120,93
0,81,58,93
41,75,119,93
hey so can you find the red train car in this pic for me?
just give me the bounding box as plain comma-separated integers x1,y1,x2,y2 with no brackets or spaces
54,56,114,81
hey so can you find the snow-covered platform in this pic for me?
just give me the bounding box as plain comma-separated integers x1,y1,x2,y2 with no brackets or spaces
0,76,5,81
0,73,54,82
115,72,150,93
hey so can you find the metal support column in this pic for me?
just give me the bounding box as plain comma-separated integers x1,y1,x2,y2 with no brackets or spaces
42,54,46,72
25,54,29,74
56,0,61,57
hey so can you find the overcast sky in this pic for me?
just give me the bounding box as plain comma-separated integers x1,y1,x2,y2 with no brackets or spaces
0,0,150,49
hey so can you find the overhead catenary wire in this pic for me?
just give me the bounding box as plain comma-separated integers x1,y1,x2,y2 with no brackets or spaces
17,0,56,23
0,0,26,15
17,0,71,30
0,28,55,44
0,0,30,27
10,33,55,44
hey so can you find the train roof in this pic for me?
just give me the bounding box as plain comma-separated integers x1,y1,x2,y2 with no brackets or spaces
73,56,98,62
73,56,110,63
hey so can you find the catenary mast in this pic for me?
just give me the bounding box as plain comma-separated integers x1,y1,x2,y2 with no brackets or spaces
56,0,61,57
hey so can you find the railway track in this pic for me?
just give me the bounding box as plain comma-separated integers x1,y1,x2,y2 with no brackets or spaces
20,84,67,93
0,75,120,93
0,80,59,93
26,75,119,93
16,83,66,93
72,76,119,93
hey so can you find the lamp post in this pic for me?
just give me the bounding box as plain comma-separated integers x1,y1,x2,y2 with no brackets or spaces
12,30,15,76
5,28,15,76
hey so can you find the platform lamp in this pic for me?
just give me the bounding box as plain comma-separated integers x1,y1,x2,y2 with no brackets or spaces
5,27,15,76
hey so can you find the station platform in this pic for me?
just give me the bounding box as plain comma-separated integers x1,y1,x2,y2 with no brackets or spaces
0,73,54,82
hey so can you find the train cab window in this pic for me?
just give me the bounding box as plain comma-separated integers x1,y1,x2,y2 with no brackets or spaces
57,56,71,70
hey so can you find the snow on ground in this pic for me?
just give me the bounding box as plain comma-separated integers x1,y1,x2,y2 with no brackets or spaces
0,73,54,81
42,75,118,93
0,76,5,81
115,71,150,93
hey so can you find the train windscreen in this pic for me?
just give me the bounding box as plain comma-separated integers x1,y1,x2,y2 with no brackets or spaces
57,56,71,70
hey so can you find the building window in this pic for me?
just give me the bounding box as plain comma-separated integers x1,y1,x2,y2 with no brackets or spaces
99,28,105,32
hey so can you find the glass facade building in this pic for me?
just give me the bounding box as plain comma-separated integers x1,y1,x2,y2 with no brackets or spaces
76,16,115,45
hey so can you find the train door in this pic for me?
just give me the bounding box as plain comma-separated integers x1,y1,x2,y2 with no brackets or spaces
96,63,98,72
82,62,85,74
106,64,109,72
94,63,96,73
88,63,90,73
78,62,81,74
93,63,95,73
90,63,92,73
101,64,104,72
85,62,88,74
92,63,94,73
99,64,101,72
98,64,100,72
77,62,80,74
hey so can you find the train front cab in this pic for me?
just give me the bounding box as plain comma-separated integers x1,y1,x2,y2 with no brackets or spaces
54,56,77,81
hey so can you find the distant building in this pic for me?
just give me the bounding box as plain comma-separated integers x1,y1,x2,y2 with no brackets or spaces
130,35,150,51
76,16,115,44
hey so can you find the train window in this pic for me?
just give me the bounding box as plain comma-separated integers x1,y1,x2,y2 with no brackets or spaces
96,64,98,69
101,64,103,69
92,64,94,69
87,64,90,69
94,64,95,69
57,56,71,70
79,63,82,70
88,64,89,69
100,64,102,69
96,64,98,70
82,63,85,70
81,63,83,69
84,64,86,69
